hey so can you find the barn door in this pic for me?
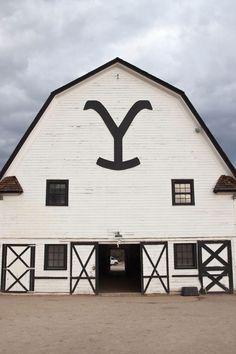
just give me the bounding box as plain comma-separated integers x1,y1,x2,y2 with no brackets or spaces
141,242,169,294
198,241,233,294
1,244,35,293
70,243,98,294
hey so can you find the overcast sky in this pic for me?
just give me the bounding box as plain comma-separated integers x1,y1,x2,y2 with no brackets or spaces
0,0,235,172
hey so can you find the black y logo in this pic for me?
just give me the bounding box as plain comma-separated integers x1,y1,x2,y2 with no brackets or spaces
84,100,153,170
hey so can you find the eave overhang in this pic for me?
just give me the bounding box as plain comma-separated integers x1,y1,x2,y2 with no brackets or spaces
0,176,23,193
214,175,236,193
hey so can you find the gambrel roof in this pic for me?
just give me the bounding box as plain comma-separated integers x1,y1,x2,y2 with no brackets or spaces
0,57,235,179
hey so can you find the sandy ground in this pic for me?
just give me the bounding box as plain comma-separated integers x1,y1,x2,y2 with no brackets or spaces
0,294,236,354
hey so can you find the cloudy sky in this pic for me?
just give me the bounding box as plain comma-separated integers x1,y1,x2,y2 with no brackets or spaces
0,0,235,171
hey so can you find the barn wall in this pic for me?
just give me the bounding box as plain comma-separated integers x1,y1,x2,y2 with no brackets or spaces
0,240,99,294
168,241,200,292
34,242,69,293
0,238,235,294
0,64,234,242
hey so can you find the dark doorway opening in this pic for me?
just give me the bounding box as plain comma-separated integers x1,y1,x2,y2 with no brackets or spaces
98,244,141,293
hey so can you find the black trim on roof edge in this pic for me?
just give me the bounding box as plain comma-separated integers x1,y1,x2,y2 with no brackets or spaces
0,94,54,179
51,57,185,96
0,57,235,179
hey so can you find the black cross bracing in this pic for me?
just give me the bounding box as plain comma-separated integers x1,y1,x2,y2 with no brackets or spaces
141,242,169,294
5,269,30,292
2,244,35,293
7,246,30,268
198,241,233,294
70,243,98,294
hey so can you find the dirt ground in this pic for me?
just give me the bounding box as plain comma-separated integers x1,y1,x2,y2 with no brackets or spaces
0,294,236,354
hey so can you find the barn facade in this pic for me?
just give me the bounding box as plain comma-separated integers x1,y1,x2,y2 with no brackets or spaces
0,58,236,295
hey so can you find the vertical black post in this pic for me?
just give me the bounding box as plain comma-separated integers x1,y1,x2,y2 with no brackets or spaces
1,245,7,292
140,243,144,295
30,245,35,291
227,241,233,293
165,242,170,293
197,241,204,293
70,243,73,294
95,243,99,295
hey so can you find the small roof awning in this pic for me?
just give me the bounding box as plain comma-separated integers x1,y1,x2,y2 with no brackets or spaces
214,175,236,193
0,176,23,193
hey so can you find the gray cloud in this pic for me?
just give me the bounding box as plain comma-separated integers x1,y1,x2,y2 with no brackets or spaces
0,0,235,170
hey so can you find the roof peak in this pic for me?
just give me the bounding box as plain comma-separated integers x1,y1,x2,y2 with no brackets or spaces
0,58,235,178
51,57,184,96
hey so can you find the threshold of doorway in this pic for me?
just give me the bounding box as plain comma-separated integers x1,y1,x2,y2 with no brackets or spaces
99,292,141,297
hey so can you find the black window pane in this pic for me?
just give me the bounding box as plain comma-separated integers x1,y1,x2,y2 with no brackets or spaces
48,259,54,267
53,194,65,205
46,180,68,206
174,244,196,269
45,245,67,270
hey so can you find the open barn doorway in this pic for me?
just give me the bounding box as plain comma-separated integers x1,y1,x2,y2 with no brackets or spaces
98,244,141,293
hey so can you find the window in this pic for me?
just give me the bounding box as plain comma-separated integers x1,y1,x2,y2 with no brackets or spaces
44,245,67,270
172,179,194,205
46,180,69,206
174,243,197,269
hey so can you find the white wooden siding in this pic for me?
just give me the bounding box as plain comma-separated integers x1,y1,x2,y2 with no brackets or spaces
168,241,200,292
0,64,234,241
34,243,69,293
0,238,235,293
0,63,235,293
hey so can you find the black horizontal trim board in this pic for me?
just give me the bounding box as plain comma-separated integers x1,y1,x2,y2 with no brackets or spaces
172,275,199,278
35,276,68,280
1,291,30,294
2,243,35,246
202,266,226,271
201,272,228,279
71,276,96,280
0,57,235,179
143,275,168,278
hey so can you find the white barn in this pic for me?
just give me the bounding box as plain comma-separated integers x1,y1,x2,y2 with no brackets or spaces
0,58,236,295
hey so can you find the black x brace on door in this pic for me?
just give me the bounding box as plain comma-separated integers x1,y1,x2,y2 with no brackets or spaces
141,242,169,294
198,240,233,294
70,242,98,294
1,244,35,293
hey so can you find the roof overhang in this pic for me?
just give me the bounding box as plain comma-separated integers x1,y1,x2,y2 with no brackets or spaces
0,176,23,193
214,175,236,193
